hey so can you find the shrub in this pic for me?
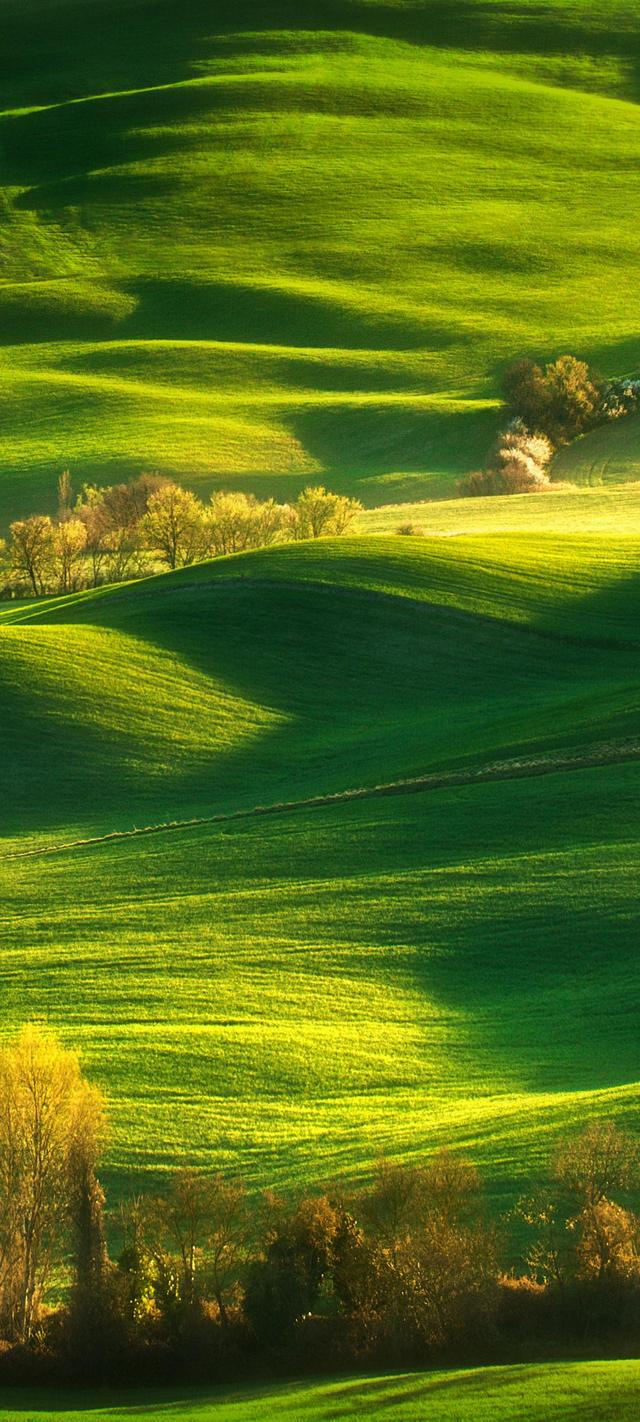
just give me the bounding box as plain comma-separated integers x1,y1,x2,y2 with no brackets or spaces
458,423,552,498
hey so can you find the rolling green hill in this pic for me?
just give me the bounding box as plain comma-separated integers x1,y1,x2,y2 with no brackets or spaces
2,1359,640,1422
358,481,640,534
1,535,639,1201
553,415,640,487
2,0,640,521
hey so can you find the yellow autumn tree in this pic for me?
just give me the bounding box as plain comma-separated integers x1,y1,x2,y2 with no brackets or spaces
0,1026,105,1342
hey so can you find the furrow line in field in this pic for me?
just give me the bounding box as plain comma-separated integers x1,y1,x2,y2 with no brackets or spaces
4,739,640,863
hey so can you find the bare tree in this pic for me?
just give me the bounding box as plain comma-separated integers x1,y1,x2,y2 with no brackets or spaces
57,470,73,523
554,1121,640,1209
155,1170,249,1324
88,480,148,583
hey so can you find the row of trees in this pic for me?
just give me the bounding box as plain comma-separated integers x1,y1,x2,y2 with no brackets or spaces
2,476,363,598
459,354,640,498
1,1028,640,1382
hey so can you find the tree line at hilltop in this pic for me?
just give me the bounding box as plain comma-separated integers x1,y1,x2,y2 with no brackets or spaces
1,1028,640,1385
0,480,363,599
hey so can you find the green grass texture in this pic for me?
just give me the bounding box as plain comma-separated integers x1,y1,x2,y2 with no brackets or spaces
1,1360,640,1421
2,0,640,521
1,535,639,1202
359,480,640,534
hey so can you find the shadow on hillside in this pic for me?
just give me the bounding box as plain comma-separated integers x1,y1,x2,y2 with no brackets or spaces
5,0,640,110
7,555,636,839
581,333,640,380
3,80,236,190
545,559,640,648
119,278,435,351
0,580,543,833
290,401,499,477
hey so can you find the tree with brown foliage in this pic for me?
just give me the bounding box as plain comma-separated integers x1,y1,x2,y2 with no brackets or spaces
522,1121,640,1291
555,1121,640,1287
77,475,166,584
502,354,604,445
340,1154,498,1359
244,1193,340,1345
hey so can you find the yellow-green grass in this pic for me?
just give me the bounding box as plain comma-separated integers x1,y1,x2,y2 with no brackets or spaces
2,1360,640,1421
1,536,639,1205
358,481,640,535
553,415,640,487
2,1,640,519
3,766,639,1201
3,533,640,837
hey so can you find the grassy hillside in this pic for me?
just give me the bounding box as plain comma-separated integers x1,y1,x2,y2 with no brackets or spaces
2,1360,640,1421
359,481,640,533
553,416,640,486
1,535,639,1200
2,0,640,520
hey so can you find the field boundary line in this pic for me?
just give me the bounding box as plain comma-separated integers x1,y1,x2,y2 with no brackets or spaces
4,738,640,863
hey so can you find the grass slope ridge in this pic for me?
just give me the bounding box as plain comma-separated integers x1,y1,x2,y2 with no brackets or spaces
4,532,640,836
1,1359,640,1420
0,535,638,1198
6,734,640,862
1,0,640,517
359,482,640,534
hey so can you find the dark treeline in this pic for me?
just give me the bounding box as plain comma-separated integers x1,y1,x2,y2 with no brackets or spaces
2,1030,640,1386
0,478,363,599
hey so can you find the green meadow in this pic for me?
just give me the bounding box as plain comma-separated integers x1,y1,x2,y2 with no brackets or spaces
2,1360,640,1422
1,535,639,1205
2,0,640,518
2,8,640,1415
359,480,640,534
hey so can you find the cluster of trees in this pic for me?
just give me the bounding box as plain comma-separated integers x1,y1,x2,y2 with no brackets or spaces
1,1029,640,1384
1,476,363,598
502,354,607,449
459,354,640,498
